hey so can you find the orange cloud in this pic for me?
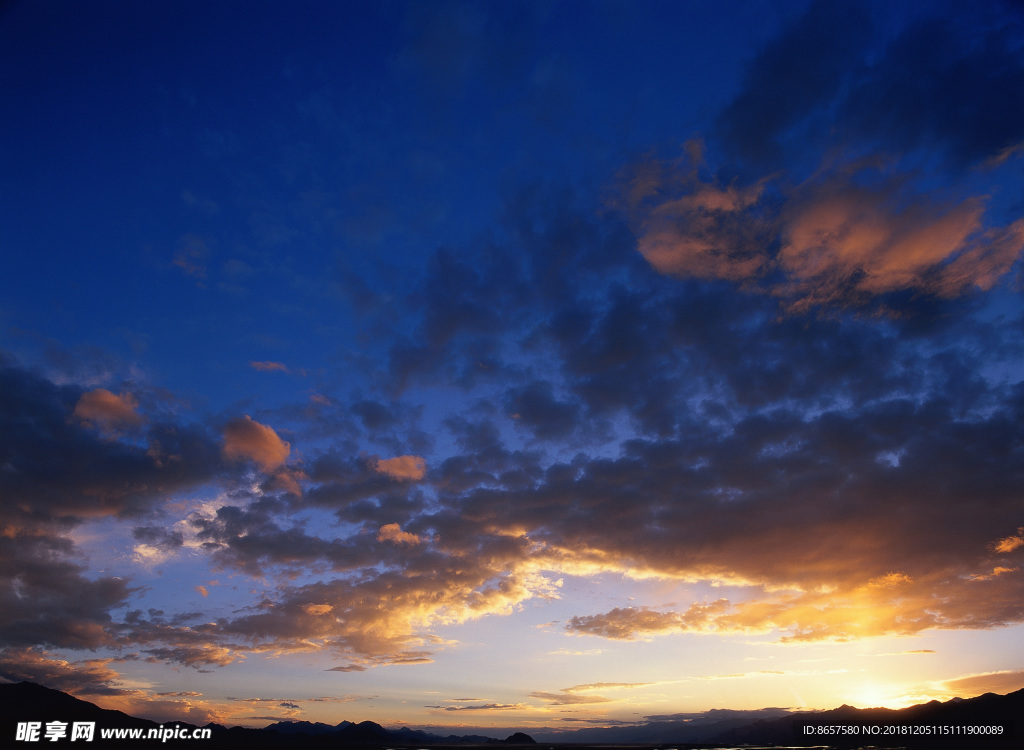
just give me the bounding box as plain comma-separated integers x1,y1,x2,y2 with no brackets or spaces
621,145,770,285
302,603,334,616
941,670,1024,697
776,183,1016,309
374,455,427,481
0,649,227,725
377,523,422,545
222,415,290,471
266,466,307,496
73,389,143,430
993,529,1024,553
968,566,1019,581
622,148,1024,311
636,183,768,282
865,572,913,589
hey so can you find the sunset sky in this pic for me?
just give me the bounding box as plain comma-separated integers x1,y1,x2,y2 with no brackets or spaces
2,0,1024,734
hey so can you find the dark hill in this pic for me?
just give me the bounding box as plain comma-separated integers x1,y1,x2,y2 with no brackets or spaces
0,681,508,748
264,719,352,735
713,687,1023,748
3,679,1019,750
501,731,536,743
0,682,209,746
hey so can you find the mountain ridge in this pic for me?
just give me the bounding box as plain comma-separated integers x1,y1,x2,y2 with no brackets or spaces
1,680,1020,748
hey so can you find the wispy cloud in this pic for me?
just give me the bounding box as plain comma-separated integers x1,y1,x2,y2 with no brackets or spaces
249,360,290,373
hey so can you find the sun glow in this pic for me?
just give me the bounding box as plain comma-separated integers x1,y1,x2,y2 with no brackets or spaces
848,682,915,710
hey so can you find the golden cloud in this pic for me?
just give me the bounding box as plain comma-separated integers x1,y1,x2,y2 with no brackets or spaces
377,523,422,545
374,455,427,481
941,670,1024,697
529,690,611,705
303,603,334,616
993,529,1024,553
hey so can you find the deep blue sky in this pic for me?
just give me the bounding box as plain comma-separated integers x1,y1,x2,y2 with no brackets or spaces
2,0,1024,732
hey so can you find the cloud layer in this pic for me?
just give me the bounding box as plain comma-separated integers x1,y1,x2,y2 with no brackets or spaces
1,0,1022,726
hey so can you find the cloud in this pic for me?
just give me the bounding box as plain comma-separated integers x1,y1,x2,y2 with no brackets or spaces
1,362,223,523
566,602,731,640
993,529,1024,554
3,3,1023,720
621,0,1024,314
132,526,184,567
504,380,582,441
530,690,610,706
377,523,422,545
429,703,529,712
564,682,653,692
837,8,1024,170
172,233,211,281
303,604,333,616
718,0,1024,173
0,533,133,651
776,179,1023,310
715,0,872,167
249,360,289,373
0,648,228,725
222,415,291,471
0,648,126,696
181,519,561,665
374,455,427,481
941,670,1024,697
623,151,1024,312
623,152,770,284
73,388,143,430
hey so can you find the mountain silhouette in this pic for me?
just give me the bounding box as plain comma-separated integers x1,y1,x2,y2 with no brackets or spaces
0,682,528,748
1,680,1018,749
711,688,1022,748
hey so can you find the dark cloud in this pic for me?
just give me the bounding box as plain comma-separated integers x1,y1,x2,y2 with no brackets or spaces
115,609,239,669
189,501,380,576
132,525,184,550
839,6,1024,169
0,533,133,650
0,363,224,524
0,360,313,671
716,0,873,169
351,399,401,430
718,0,1024,173
504,380,581,441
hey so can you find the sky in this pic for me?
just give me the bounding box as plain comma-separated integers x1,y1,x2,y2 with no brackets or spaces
2,0,1024,734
